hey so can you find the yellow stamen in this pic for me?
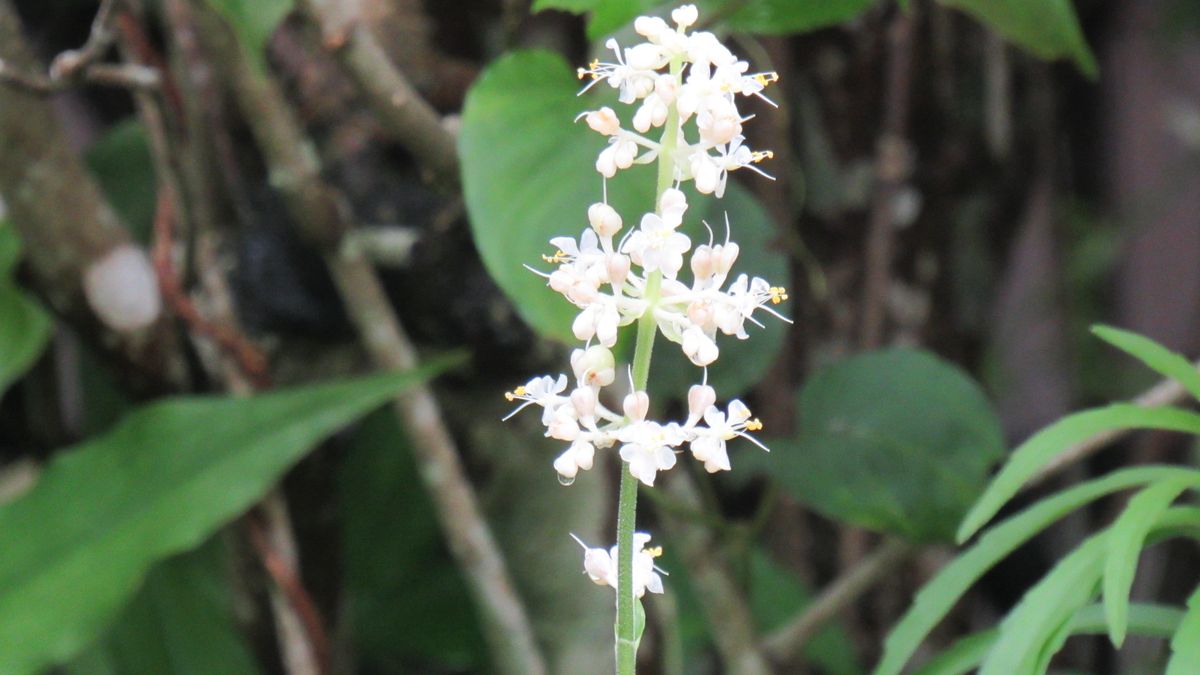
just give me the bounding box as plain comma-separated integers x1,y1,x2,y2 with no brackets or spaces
505,385,528,401
769,286,789,305
542,249,569,264
647,546,663,558
751,150,774,164
745,418,763,432
753,72,780,87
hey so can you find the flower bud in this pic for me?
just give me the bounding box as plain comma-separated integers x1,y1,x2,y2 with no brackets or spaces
628,43,665,71
588,202,622,237
659,188,688,227
687,384,717,424
691,244,714,279
714,242,740,276
585,107,621,135
672,4,698,28
655,74,678,104
554,450,580,479
547,408,580,441
583,547,613,585
570,386,597,418
687,301,713,331
607,253,631,288
573,344,616,387
596,146,618,178
634,15,670,40
624,391,650,421
682,327,719,366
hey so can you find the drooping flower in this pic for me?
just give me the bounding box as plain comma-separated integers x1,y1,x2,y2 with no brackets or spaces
571,532,667,597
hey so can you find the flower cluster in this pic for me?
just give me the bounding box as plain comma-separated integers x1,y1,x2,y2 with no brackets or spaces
504,4,786,599
577,4,777,197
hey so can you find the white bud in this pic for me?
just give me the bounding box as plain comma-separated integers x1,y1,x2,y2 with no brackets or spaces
607,253,631,288
573,344,616,387
83,244,162,333
596,146,618,178
687,301,713,331
585,107,621,136
672,4,698,28
554,450,580,479
714,242,739,275
654,74,678,104
588,202,623,237
624,391,650,421
570,386,597,418
659,188,687,223
687,384,717,423
634,15,670,39
614,139,637,169
682,327,719,366
691,245,714,279
627,44,665,71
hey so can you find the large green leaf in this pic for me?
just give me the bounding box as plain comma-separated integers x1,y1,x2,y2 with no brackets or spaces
938,0,1097,78
1092,325,1200,402
205,0,293,71
460,50,787,395
339,410,486,670
0,364,450,674
0,225,52,398
66,540,260,675
1166,584,1200,675
958,404,1200,542
766,348,1004,542
873,465,1200,675
1103,478,1192,647
532,0,656,38
914,603,1184,675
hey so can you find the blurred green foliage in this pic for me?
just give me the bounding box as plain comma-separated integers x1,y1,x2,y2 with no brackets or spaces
0,225,50,398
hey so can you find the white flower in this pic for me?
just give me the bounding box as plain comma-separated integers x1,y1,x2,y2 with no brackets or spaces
572,299,621,347
584,106,621,136
571,345,616,388
571,532,666,597
717,274,790,339
658,187,688,228
618,420,683,486
504,374,568,424
587,202,623,238
554,440,596,480
688,399,766,473
690,136,773,198
681,325,719,366
685,383,716,426
672,4,698,28
597,137,638,177
622,212,691,279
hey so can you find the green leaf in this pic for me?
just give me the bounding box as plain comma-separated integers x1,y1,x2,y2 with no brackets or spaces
1103,478,1191,647
769,348,1004,542
937,0,1097,78
85,120,156,243
339,410,485,670
66,540,260,675
1166,584,1200,675
0,225,52,398
978,532,1107,674
914,603,1184,675
873,465,1200,675
723,0,878,34
958,404,1200,542
532,0,657,38
460,50,787,395
205,0,293,71
1092,325,1200,402
0,364,450,674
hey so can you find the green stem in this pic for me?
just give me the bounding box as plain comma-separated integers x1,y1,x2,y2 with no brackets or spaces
615,56,682,675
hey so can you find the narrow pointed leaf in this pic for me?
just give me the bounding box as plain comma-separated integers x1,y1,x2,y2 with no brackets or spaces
1092,325,1200,402
914,603,1184,675
1103,478,1191,647
874,466,1200,675
958,405,1200,542
1166,584,1200,675
937,0,1097,78
0,362,453,674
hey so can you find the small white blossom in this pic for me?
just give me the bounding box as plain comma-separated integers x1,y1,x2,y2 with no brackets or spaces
571,532,666,597
619,420,683,486
623,212,691,279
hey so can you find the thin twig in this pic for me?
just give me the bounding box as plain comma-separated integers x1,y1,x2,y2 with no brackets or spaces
294,0,458,188
185,3,545,672
762,538,915,663
0,0,159,93
858,9,915,350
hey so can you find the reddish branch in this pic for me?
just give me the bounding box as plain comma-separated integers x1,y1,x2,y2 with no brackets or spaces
151,192,270,386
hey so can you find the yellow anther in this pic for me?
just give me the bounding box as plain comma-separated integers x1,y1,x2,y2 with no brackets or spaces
745,418,764,431
542,250,569,263
753,72,780,87
514,385,527,396
769,286,789,305
504,392,515,401
751,150,774,164
576,67,588,80
647,546,663,558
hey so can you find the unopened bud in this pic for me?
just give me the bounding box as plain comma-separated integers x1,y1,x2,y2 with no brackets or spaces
588,202,623,237
607,254,631,288
687,384,717,422
624,391,650,421
585,107,621,136
571,386,597,418
573,345,616,387
691,245,714,279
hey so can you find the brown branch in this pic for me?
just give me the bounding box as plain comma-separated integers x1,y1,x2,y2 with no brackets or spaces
858,9,915,350
762,538,916,663
184,3,545,672
294,0,459,188
247,506,331,674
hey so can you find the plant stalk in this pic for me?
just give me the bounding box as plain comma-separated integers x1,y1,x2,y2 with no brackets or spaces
615,56,682,675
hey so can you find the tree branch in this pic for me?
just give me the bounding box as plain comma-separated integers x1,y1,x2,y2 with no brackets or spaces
184,3,545,672
294,0,459,188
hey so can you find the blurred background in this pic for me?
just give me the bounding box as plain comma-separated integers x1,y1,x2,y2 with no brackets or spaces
0,0,1198,673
